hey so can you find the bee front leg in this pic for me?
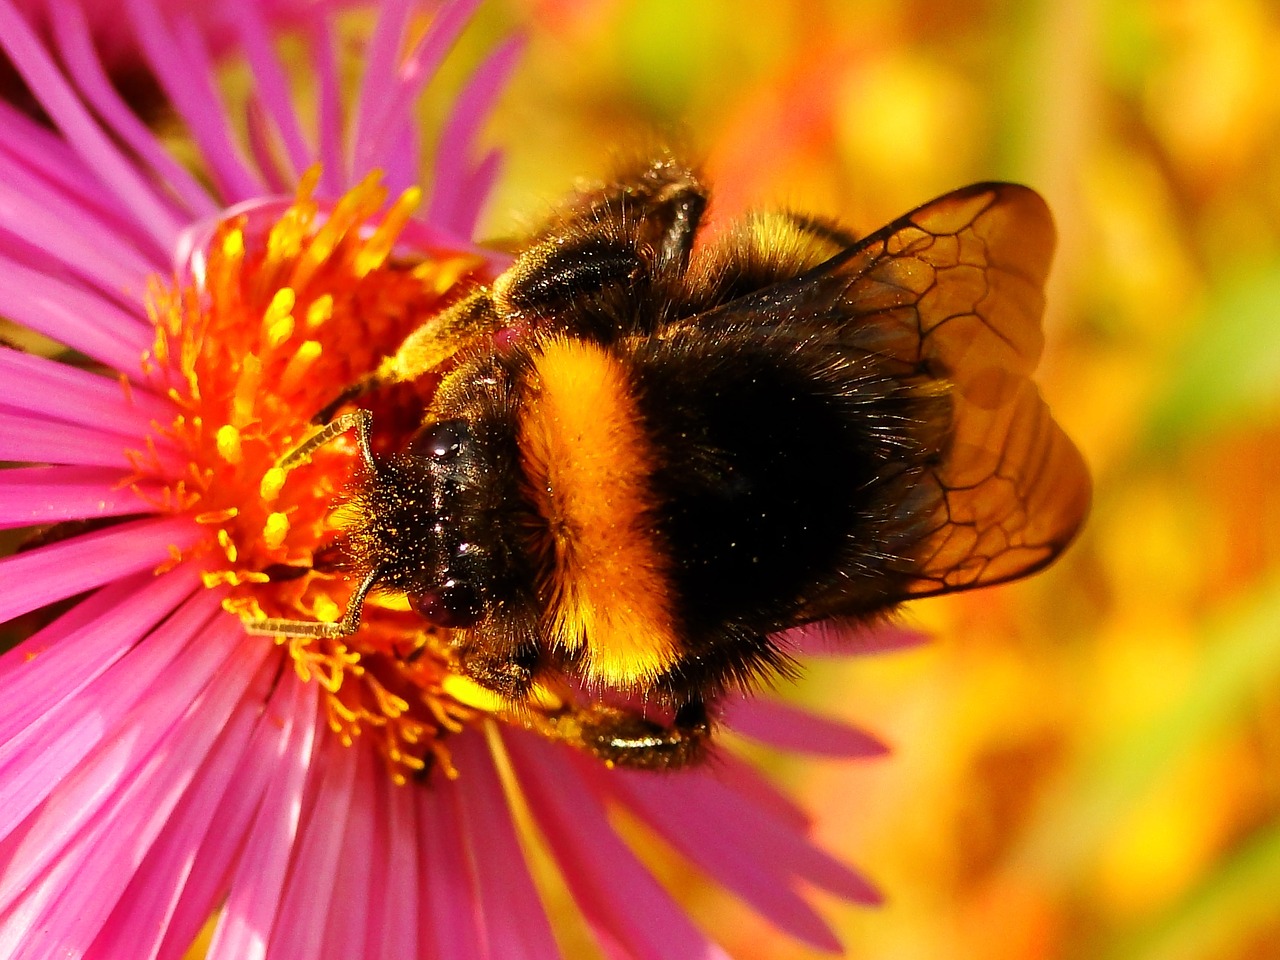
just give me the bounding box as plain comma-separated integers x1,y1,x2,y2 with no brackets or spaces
549,699,711,770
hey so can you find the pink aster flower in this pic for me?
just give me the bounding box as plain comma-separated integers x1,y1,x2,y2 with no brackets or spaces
0,1,913,957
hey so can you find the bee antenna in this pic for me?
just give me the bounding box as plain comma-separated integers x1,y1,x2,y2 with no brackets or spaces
243,565,381,640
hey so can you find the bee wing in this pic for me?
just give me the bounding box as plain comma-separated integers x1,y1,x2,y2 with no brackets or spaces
694,183,1091,596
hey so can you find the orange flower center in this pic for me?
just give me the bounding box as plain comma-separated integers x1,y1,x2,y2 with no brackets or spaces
138,168,507,781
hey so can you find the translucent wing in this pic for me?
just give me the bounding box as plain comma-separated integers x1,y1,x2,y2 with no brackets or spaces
687,183,1091,597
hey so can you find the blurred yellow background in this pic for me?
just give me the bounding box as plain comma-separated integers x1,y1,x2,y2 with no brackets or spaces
456,0,1280,957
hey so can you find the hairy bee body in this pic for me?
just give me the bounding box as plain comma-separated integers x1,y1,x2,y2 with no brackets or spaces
302,157,1089,767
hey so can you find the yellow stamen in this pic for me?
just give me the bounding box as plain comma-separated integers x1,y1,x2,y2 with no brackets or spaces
215,425,242,464
312,594,342,623
355,186,422,277
262,512,290,551
231,356,261,428
259,467,286,502
278,340,322,395
217,529,238,563
223,226,245,260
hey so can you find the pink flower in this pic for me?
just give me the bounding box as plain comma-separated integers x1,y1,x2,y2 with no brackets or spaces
0,1,911,956
9,0,358,70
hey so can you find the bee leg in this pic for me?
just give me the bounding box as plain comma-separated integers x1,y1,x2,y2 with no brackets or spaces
492,165,708,335
645,166,708,271
570,157,707,272
312,290,503,423
552,698,711,770
457,644,539,702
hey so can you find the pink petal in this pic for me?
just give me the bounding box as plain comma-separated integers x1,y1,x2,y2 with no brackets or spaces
0,465,159,530
0,112,166,264
505,730,733,960
380,111,422,199
594,757,843,952
205,677,319,960
268,730,358,960
0,96,116,221
7,633,270,958
319,747,379,960
705,751,811,832
451,732,559,960
0,0,184,257
48,1,218,220
397,215,502,269
349,0,414,178
0,158,157,292
358,0,484,178
372,768,420,960
0,410,144,469
426,36,523,234
0,564,202,738
226,0,311,180
0,349,172,437
417,769,487,960
722,697,890,758
780,619,931,657
0,254,151,371
83,658,280,960
0,592,222,840
449,147,503,240
124,0,265,202
0,515,202,623
309,18,345,197
245,95,291,194
614,763,882,907
0,610,244,913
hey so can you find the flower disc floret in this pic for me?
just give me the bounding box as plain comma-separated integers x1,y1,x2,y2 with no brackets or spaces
141,166,488,780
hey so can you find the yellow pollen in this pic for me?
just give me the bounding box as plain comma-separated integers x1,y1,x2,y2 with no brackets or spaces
289,170,386,293
279,341,323,395
195,507,238,524
217,529,238,563
527,681,566,712
262,512,290,550
369,591,412,612
355,186,423,278
426,695,469,733
414,254,485,296
297,163,322,200
266,286,296,320
313,595,342,623
305,294,333,328
262,288,296,348
259,467,287,502
266,315,295,349
215,424,242,463
222,227,245,261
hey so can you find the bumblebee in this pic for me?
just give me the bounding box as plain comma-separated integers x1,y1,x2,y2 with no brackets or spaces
251,156,1090,769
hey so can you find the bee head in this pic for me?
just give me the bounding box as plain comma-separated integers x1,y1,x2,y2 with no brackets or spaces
342,418,490,629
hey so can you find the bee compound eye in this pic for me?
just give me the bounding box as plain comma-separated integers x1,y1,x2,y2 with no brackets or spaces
410,420,469,462
409,579,482,628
